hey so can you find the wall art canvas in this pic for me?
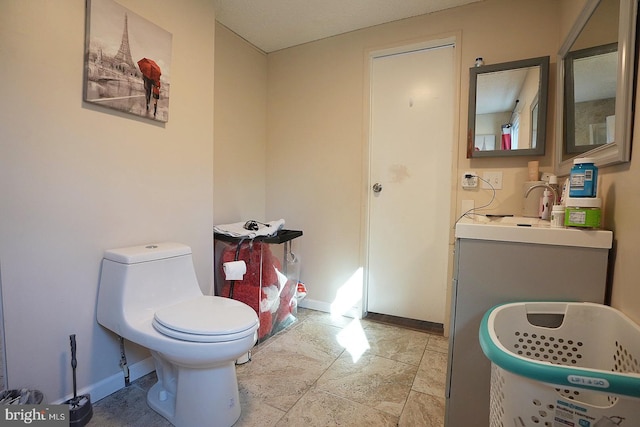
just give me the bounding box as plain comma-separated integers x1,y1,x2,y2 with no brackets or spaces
84,0,172,122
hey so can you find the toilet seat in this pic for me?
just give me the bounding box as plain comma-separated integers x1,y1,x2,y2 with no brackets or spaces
153,296,258,343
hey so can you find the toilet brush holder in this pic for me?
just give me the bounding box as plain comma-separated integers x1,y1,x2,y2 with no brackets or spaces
68,395,93,427
64,334,93,427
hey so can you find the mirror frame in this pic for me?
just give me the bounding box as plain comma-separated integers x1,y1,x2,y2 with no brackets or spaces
555,0,638,176
467,56,550,158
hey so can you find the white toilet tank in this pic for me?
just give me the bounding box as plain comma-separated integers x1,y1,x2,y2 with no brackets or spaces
97,243,204,335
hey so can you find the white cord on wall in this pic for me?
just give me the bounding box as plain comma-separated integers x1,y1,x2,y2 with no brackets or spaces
454,174,497,227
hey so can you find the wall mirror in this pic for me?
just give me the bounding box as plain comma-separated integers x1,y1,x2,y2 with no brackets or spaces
555,0,637,175
468,56,550,158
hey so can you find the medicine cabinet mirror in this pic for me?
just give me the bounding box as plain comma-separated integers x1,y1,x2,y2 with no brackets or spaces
555,0,637,175
467,56,550,158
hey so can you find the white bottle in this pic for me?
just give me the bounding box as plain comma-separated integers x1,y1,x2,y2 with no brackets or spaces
551,205,565,228
540,190,552,220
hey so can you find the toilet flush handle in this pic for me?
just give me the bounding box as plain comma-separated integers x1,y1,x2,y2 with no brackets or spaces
372,183,383,193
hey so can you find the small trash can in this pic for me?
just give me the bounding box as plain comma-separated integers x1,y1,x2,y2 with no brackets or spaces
479,302,640,427
0,389,43,405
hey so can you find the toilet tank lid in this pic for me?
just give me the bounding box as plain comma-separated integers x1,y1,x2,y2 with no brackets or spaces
104,242,192,264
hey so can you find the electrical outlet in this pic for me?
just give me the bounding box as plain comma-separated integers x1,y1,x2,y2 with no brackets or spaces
482,171,503,189
461,171,478,189
461,199,475,213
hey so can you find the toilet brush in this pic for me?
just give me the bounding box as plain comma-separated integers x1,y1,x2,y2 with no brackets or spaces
64,334,93,427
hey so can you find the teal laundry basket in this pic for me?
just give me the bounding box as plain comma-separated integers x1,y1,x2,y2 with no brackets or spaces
479,302,640,427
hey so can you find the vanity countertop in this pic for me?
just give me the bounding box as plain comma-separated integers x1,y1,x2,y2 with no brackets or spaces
455,215,612,249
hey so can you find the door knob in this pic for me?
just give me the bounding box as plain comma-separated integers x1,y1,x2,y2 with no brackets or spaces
372,183,383,193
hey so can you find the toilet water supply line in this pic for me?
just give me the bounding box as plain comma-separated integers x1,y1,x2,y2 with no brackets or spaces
119,336,130,386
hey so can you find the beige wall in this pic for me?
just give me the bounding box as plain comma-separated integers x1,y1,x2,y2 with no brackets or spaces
599,71,640,324
560,0,588,42
0,0,215,402
214,24,268,224
265,0,561,309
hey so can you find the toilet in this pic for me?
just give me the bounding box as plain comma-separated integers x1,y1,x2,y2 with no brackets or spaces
96,242,259,427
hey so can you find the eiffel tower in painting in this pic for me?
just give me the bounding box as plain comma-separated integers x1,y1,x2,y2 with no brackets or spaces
113,13,136,70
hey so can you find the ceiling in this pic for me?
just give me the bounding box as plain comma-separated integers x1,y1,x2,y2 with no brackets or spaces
476,67,532,115
212,0,484,53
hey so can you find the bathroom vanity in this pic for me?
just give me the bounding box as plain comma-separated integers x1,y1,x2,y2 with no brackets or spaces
445,216,612,427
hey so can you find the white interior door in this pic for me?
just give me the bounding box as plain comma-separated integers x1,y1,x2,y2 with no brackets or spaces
367,44,455,324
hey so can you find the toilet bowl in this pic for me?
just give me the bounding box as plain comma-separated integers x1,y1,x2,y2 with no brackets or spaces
96,243,259,427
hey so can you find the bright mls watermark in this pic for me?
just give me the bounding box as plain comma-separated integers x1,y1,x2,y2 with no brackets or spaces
0,405,68,426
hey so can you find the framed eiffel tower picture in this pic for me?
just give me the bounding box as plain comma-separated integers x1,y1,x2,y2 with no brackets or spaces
83,0,172,122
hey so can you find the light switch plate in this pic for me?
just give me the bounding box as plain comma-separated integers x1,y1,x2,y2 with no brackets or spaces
482,171,503,189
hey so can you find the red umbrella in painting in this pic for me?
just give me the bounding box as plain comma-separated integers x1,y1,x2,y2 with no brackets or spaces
137,58,161,82
137,58,162,116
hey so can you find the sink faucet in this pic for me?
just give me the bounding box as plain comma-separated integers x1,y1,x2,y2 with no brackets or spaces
524,183,559,206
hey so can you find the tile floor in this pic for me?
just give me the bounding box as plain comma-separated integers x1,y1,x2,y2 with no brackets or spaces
89,308,448,426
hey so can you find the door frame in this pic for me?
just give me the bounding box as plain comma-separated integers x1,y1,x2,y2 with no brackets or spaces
360,33,462,334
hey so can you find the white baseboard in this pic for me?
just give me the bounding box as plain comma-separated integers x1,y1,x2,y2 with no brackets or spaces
298,298,330,312
53,357,155,405
298,298,361,319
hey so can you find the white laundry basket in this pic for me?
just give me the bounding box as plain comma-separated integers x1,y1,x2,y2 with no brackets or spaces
479,302,640,427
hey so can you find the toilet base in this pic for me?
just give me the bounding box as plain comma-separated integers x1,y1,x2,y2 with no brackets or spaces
147,360,242,427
